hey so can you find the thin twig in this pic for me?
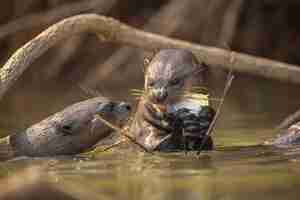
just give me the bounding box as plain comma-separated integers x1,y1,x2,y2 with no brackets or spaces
94,114,151,153
1,14,300,101
83,139,125,157
197,71,235,155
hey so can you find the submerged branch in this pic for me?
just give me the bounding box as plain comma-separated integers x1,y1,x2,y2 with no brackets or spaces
1,14,300,100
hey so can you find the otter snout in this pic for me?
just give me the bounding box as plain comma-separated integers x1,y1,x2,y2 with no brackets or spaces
96,102,131,114
149,87,168,104
94,101,131,126
113,102,131,124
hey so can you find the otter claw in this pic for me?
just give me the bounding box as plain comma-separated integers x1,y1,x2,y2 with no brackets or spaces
142,103,175,132
144,103,164,119
142,111,174,132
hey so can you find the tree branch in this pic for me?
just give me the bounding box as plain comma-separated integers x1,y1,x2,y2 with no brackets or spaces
1,14,300,100
82,0,210,88
0,0,118,40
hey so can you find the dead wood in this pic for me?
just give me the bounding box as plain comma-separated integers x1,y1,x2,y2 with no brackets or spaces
81,0,208,88
1,14,300,101
0,0,118,40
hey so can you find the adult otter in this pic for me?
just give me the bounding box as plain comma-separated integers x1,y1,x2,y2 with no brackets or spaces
130,49,215,152
0,97,130,158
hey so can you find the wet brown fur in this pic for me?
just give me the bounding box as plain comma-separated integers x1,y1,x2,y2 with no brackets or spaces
130,49,212,151
0,97,130,157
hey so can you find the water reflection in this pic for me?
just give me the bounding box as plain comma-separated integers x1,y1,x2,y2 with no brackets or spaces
1,137,300,200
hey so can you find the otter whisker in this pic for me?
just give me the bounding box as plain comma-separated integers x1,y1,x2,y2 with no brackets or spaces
130,89,144,93
184,92,221,102
185,96,221,102
131,93,142,97
131,91,143,94
191,86,209,90
189,90,208,94
191,86,209,93
130,93,143,97
130,92,144,95
189,91,209,96
130,89,145,98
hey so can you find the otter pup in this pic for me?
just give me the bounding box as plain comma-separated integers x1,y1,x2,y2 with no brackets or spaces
130,49,215,152
0,97,130,158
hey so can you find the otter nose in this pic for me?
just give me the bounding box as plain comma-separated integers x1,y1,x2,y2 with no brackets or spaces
152,87,168,102
119,102,131,111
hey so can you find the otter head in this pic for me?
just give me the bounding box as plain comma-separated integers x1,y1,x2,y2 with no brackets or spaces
95,101,131,127
145,49,207,109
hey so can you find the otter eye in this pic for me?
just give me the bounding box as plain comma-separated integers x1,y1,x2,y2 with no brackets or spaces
148,80,155,87
170,78,181,86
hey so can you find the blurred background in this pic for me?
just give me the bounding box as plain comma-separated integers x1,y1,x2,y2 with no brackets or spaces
1,0,300,136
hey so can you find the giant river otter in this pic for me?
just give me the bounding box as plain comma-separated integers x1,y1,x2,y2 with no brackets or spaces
130,49,215,152
0,97,130,159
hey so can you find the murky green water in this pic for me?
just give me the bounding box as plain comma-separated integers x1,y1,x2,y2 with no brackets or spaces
1,126,300,200
1,77,300,199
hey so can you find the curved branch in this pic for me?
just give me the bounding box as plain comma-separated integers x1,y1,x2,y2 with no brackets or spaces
82,0,209,88
0,0,118,40
1,14,300,100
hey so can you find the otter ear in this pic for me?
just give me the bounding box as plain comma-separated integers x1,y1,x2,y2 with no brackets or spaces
142,49,160,73
143,57,151,74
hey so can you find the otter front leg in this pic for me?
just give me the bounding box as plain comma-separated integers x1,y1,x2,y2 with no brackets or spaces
133,102,183,151
142,102,176,132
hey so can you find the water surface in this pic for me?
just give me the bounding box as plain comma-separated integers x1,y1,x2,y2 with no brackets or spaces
1,126,300,200
1,77,300,199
